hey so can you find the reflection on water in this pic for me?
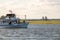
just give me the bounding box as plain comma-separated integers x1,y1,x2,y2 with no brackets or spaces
0,24,60,40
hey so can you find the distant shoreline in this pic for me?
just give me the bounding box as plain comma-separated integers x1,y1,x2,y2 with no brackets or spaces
21,19,60,24
0,18,60,20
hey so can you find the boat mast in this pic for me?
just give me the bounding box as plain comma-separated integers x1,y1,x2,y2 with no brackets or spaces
25,14,26,22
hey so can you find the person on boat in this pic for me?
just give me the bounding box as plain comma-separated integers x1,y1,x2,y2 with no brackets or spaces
16,19,20,24
23,20,26,23
9,21,12,25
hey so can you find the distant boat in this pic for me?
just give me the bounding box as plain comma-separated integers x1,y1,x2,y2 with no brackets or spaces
0,10,29,28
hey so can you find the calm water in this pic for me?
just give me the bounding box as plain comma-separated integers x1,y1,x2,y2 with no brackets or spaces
0,24,60,40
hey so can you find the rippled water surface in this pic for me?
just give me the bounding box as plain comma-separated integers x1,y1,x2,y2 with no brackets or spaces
0,24,60,40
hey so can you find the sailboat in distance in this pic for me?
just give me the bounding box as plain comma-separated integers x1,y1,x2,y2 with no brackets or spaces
0,10,29,28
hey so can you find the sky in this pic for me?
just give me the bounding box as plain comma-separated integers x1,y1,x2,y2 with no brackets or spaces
0,0,60,19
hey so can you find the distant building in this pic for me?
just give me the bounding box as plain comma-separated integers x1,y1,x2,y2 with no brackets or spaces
45,16,48,21
42,16,44,20
42,16,48,21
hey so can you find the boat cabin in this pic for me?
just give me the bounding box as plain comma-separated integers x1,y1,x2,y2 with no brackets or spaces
6,14,16,18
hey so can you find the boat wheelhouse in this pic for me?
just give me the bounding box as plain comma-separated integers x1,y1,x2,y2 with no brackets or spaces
0,10,29,28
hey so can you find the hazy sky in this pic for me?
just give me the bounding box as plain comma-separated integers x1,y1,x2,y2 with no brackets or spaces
0,0,60,19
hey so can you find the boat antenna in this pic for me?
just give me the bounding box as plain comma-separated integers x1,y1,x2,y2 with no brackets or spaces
9,10,13,14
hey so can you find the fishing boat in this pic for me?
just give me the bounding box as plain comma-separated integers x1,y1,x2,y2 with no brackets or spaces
0,10,29,28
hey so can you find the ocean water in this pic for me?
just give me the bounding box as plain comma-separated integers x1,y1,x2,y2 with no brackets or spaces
0,24,60,40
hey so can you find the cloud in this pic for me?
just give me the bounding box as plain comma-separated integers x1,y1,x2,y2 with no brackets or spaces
48,0,60,2
0,0,17,7
0,0,60,19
